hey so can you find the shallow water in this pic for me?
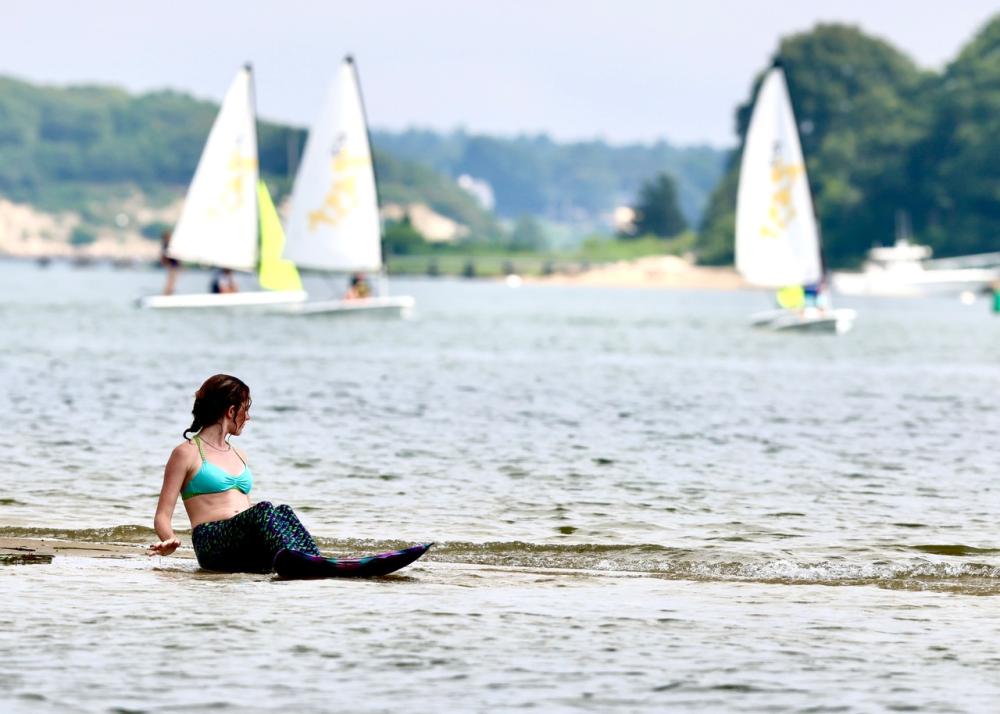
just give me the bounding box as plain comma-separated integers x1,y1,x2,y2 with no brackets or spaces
4,557,1000,713
2,260,1000,711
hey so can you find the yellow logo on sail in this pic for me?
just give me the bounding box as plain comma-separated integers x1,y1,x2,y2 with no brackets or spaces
308,149,370,231
760,158,803,238
208,150,257,217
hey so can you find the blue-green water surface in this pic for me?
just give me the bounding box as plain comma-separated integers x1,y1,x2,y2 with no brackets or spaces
2,261,999,712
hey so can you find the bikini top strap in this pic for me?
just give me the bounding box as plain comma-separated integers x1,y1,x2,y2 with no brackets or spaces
193,435,207,462
234,447,247,467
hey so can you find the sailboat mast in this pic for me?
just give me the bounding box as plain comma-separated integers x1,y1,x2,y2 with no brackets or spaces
345,55,386,275
244,62,263,268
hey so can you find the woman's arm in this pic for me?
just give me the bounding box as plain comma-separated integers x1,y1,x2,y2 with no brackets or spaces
148,444,191,556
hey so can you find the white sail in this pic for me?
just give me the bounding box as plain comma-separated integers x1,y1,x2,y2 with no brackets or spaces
735,66,821,288
167,67,259,271
284,57,382,273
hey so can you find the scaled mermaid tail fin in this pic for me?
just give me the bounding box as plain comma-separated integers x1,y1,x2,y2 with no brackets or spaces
273,543,433,579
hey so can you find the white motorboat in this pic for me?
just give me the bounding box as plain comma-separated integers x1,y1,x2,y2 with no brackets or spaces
831,238,1000,297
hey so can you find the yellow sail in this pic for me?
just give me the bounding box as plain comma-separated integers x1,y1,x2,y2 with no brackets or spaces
776,285,805,309
257,180,303,292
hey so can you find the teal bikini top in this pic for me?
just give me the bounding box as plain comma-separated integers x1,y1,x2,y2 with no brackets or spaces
180,435,253,501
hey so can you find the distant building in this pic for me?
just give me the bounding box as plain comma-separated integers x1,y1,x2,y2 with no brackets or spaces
613,206,637,235
456,174,496,212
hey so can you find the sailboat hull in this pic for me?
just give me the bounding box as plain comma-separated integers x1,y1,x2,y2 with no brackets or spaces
137,290,308,310
276,295,415,317
750,308,856,335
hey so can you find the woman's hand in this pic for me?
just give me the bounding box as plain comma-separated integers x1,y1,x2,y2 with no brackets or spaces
148,537,181,557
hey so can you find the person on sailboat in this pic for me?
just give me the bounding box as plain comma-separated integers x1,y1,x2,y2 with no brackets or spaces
805,276,833,311
148,374,428,577
344,272,372,300
160,230,180,296
210,268,239,294
803,283,819,309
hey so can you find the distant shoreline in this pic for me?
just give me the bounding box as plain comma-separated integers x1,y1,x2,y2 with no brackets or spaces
527,255,745,291
0,252,747,292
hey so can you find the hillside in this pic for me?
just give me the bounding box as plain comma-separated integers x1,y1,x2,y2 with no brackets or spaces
6,15,997,270
371,129,725,227
0,75,501,247
0,75,726,257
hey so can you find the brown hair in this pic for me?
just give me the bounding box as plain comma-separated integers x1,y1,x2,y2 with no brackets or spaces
183,374,251,439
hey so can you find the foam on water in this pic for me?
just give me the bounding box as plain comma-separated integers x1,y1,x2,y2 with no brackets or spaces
6,525,1000,594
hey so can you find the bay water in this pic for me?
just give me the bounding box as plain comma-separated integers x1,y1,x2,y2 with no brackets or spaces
2,260,999,712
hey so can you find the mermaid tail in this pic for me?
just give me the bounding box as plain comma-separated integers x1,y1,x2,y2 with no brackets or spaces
273,543,433,579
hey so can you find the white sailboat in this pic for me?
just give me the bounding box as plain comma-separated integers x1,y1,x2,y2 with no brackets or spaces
280,56,414,317
735,65,855,335
139,65,306,310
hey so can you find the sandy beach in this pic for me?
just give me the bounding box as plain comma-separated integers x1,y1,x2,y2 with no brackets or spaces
0,536,192,562
531,255,746,290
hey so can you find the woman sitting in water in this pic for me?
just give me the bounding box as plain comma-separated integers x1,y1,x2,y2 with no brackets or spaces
149,374,429,577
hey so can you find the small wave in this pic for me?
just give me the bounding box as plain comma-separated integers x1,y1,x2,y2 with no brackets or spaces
0,524,161,544
315,539,1000,592
380,540,1000,594
909,544,1000,556
5,528,999,594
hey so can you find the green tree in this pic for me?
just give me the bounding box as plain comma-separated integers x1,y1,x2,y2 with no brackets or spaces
140,220,172,241
69,225,96,246
507,215,547,251
695,159,740,264
909,15,1000,256
382,217,428,256
628,172,687,239
697,23,931,266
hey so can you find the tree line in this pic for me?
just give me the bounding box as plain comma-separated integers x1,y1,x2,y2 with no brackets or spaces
0,74,722,249
0,76,499,239
697,17,1000,266
371,129,724,229
2,12,998,268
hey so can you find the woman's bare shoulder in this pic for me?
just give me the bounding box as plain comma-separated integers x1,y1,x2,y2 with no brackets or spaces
169,440,199,461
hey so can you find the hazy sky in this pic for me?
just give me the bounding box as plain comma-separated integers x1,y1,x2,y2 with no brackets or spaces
2,1,996,147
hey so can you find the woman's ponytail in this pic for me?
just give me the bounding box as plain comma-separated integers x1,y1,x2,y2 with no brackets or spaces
182,416,202,441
